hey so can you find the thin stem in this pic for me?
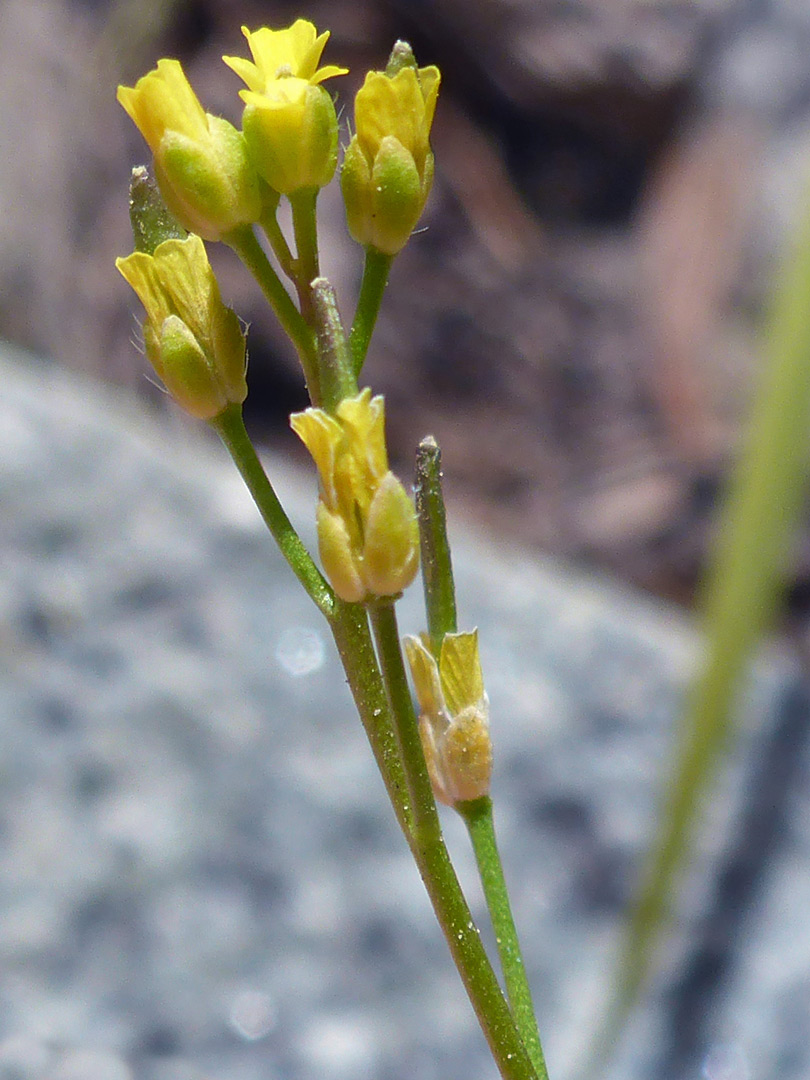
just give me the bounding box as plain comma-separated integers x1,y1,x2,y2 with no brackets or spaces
417,437,549,1076
415,436,458,654
369,600,439,839
311,278,358,411
349,247,393,376
366,602,540,1080
211,405,334,617
259,205,296,281
417,832,540,1080
460,797,549,1080
290,187,321,324
224,225,321,404
331,601,414,836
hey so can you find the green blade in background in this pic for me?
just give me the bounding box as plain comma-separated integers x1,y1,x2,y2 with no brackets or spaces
584,193,810,1073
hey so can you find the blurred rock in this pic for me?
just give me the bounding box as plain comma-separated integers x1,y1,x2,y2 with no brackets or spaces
2,342,810,1079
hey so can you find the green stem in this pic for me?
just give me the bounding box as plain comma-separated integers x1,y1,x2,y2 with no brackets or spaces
417,833,540,1080
460,797,549,1080
213,391,540,1080
330,601,414,836
416,437,549,1076
349,247,393,376
224,225,320,404
211,405,334,617
290,187,321,324
259,205,296,281
367,601,540,1080
369,600,439,838
415,436,458,654
310,278,358,411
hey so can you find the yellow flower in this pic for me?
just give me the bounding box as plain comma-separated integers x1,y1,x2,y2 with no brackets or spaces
223,22,348,194
223,21,347,91
341,58,440,255
117,59,261,241
404,632,493,807
116,234,247,420
290,389,419,602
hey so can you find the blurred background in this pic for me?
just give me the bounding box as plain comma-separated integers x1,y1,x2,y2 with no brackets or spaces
6,0,810,606
5,3,810,1080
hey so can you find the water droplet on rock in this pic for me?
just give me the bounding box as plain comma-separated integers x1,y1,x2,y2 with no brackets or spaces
228,988,277,1041
275,626,325,677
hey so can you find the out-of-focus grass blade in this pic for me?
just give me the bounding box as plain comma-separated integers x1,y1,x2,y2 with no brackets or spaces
586,198,810,1072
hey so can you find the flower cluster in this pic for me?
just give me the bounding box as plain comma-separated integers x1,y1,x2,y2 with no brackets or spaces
116,20,437,591
117,19,438,248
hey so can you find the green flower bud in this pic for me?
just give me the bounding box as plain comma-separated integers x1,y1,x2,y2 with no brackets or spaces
117,60,262,241
116,234,247,420
341,59,440,255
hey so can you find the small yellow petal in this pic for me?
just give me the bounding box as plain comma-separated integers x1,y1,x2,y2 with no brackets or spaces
290,407,342,508
404,635,446,719
440,631,484,717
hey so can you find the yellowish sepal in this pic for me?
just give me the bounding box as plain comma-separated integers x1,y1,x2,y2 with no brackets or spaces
241,82,338,194
363,472,420,596
439,705,493,805
316,502,366,603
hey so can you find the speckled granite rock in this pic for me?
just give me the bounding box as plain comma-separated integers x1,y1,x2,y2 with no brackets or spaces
0,342,807,1080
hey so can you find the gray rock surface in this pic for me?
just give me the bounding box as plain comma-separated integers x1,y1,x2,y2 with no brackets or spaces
0,341,808,1080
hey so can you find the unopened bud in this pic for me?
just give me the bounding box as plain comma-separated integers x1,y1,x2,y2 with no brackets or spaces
116,234,247,420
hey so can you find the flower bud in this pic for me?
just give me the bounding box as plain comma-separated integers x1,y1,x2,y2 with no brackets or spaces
116,234,247,419
341,56,440,255
223,21,347,194
404,632,493,807
290,389,419,602
118,60,262,241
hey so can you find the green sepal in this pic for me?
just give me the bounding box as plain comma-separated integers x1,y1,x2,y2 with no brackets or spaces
157,116,261,241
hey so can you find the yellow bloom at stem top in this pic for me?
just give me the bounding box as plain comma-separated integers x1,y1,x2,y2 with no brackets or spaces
290,389,419,603
116,234,247,420
341,47,440,255
404,632,493,807
223,21,348,194
117,59,261,241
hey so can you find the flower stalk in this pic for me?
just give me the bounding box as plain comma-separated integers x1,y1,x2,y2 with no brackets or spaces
349,246,393,375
